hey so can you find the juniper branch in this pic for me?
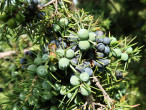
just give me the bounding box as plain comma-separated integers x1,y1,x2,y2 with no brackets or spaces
25,76,38,102
0,49,30,59
38,0,56,9
93,76,113,104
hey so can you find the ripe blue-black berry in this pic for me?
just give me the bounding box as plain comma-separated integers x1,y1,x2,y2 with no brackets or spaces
75,65,85,73
95,30,103,37
96,38,103,43
0,88,3,92
84,67,93,76
83,61,90,67
25,50,36,58
96,43,105,52
37,12,45,19
93,60,103,68
104,46,110,55
20,58,27,64
96,52,104,58
115,70,123,79
103,37,111,45
99,59,110,66
71,58,78,65
50,40,60,47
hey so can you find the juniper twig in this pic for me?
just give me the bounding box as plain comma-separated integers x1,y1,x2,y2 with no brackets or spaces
93,75,113,105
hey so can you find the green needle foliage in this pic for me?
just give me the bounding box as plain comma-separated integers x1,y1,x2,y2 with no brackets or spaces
0,0,143,110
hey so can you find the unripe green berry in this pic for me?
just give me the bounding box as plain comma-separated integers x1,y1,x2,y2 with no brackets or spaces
80,86,91,96
34,57,42,65
50,106,58,110
67,93,72,99
86,80,91,86
59,18,68,27
7,18,17,29
78,41,90,51
0,15,9,22
42,54,49,62
110,37,117,44
27,64,37,74
60,86,67,95
51,90,59,96
58,58,70,70
12,103,19,110
33,88,40,96
19,93,26,101
22,106,29,110
49,64,58,72
9,64,17,72
53,24,61,32
89,32,96,41
54,83,61,91
56,49,65,57
42,81,52,90
65,49,75,59
121,53,129,61
42,91,53,100
15,13,25,22
112,48,122,57
70,75,80,86
126,47,133,54
11,71,19,77
79,72,89,82
78,29,89,40
37,66,48,76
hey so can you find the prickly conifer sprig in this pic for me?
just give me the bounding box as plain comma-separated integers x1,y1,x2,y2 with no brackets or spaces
0,0,143,110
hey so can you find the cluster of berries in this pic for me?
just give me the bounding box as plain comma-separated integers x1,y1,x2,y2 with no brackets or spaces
3,2,135,107
0,8,25,29
0,0,141,109
24,0,45,23
0,0,45,29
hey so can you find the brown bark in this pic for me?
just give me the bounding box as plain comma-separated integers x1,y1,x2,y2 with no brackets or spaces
0,49,29,59
67,0,77,11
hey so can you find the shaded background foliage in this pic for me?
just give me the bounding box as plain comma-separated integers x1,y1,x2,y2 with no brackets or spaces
77,0,146,109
